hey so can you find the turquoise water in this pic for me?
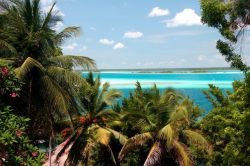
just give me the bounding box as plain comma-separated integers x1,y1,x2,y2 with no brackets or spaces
83,71,244,112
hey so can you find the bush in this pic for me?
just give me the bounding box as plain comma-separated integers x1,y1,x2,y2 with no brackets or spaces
0,106,44,165
0,66,44,165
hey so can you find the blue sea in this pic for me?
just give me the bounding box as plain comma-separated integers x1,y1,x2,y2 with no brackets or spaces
83,70,244,113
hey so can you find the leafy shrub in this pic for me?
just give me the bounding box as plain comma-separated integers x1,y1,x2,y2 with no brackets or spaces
0,66,44,165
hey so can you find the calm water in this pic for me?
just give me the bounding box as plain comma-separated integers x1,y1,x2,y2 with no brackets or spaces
83,71,244,113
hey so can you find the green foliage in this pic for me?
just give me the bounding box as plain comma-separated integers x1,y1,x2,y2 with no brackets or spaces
118,83,210,166
0,66,21,100
200,76,250,165
0,106,44,165
0,65,44,165
200,0,250,73
45,73,126,165
0,0,96,138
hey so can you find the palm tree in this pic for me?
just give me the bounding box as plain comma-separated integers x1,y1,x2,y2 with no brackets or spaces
45,73,127,165
118,83,211,166
0,0,96,136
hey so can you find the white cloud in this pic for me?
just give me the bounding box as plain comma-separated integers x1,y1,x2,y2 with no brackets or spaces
113,42,125,50
124,31,144,39
62,42,78,50
148,7,170,17
197,55,207,61
163,9,202,27
99,38,115,45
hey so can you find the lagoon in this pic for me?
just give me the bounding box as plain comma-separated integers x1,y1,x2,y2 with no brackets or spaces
83,70,244,112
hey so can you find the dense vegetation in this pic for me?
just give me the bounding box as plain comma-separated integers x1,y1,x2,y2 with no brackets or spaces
0,66,44,165
0,0,249,166
200,0,250,73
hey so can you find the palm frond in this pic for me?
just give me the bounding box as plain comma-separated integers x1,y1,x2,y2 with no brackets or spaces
169,105,189,124
93,126,112,145
183,129,212,152
0,39,17,54
96,109,121,119
143,141,165,166
171,140,194,166
0,58,15,65
105,128,127,145
44,134,78,166
15,57,45,80
64,131,94,165
103,89,122,105
47,66,91,116
118,132,153,161
55,26,81,45
157,124,175,148
47,66,90,90
161,88,183,106
109,120,123,128
49,55,96,70
122,112,155,133
39,75,72,121
42,2,62,30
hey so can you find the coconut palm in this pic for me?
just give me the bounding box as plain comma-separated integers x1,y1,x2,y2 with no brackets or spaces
0,0,96,136
119,83,211,166
45,73,127,166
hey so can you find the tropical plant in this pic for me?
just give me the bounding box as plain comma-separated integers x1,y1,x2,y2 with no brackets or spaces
200,80,250,165
200,0,250,73
0,0,96,137
0,105,45,165
0,65,44,165
118,83,211,166
44,73,127,166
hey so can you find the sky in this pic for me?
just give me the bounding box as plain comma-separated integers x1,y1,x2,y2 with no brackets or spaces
41,0,233,69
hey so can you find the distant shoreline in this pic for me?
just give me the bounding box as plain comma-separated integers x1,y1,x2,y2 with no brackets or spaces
77,67,241,74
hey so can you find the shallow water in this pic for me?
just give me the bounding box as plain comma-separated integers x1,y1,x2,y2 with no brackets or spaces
82,71,244,112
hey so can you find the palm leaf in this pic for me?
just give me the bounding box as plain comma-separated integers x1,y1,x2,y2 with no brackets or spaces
93,126,112,145
158,124,175,148
49,55,96,70
39,75,72,121
55,26,81,45
169,105,189,123
15,57,44,80
47,66,90,90
183,129,212,152
44,136,76,166
105,128,127,145
96,109,121,119
0,39,17,54
0,58,15,65
143,141,165,166
171,140,193,166
103,89,122,105
64,131,94,165
118,132,153,161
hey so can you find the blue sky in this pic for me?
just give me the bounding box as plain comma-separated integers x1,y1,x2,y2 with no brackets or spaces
41,0,230,69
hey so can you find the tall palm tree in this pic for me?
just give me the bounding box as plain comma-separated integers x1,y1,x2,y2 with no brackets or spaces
45,73,127,166
118,83,211,166
0,0,96,136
